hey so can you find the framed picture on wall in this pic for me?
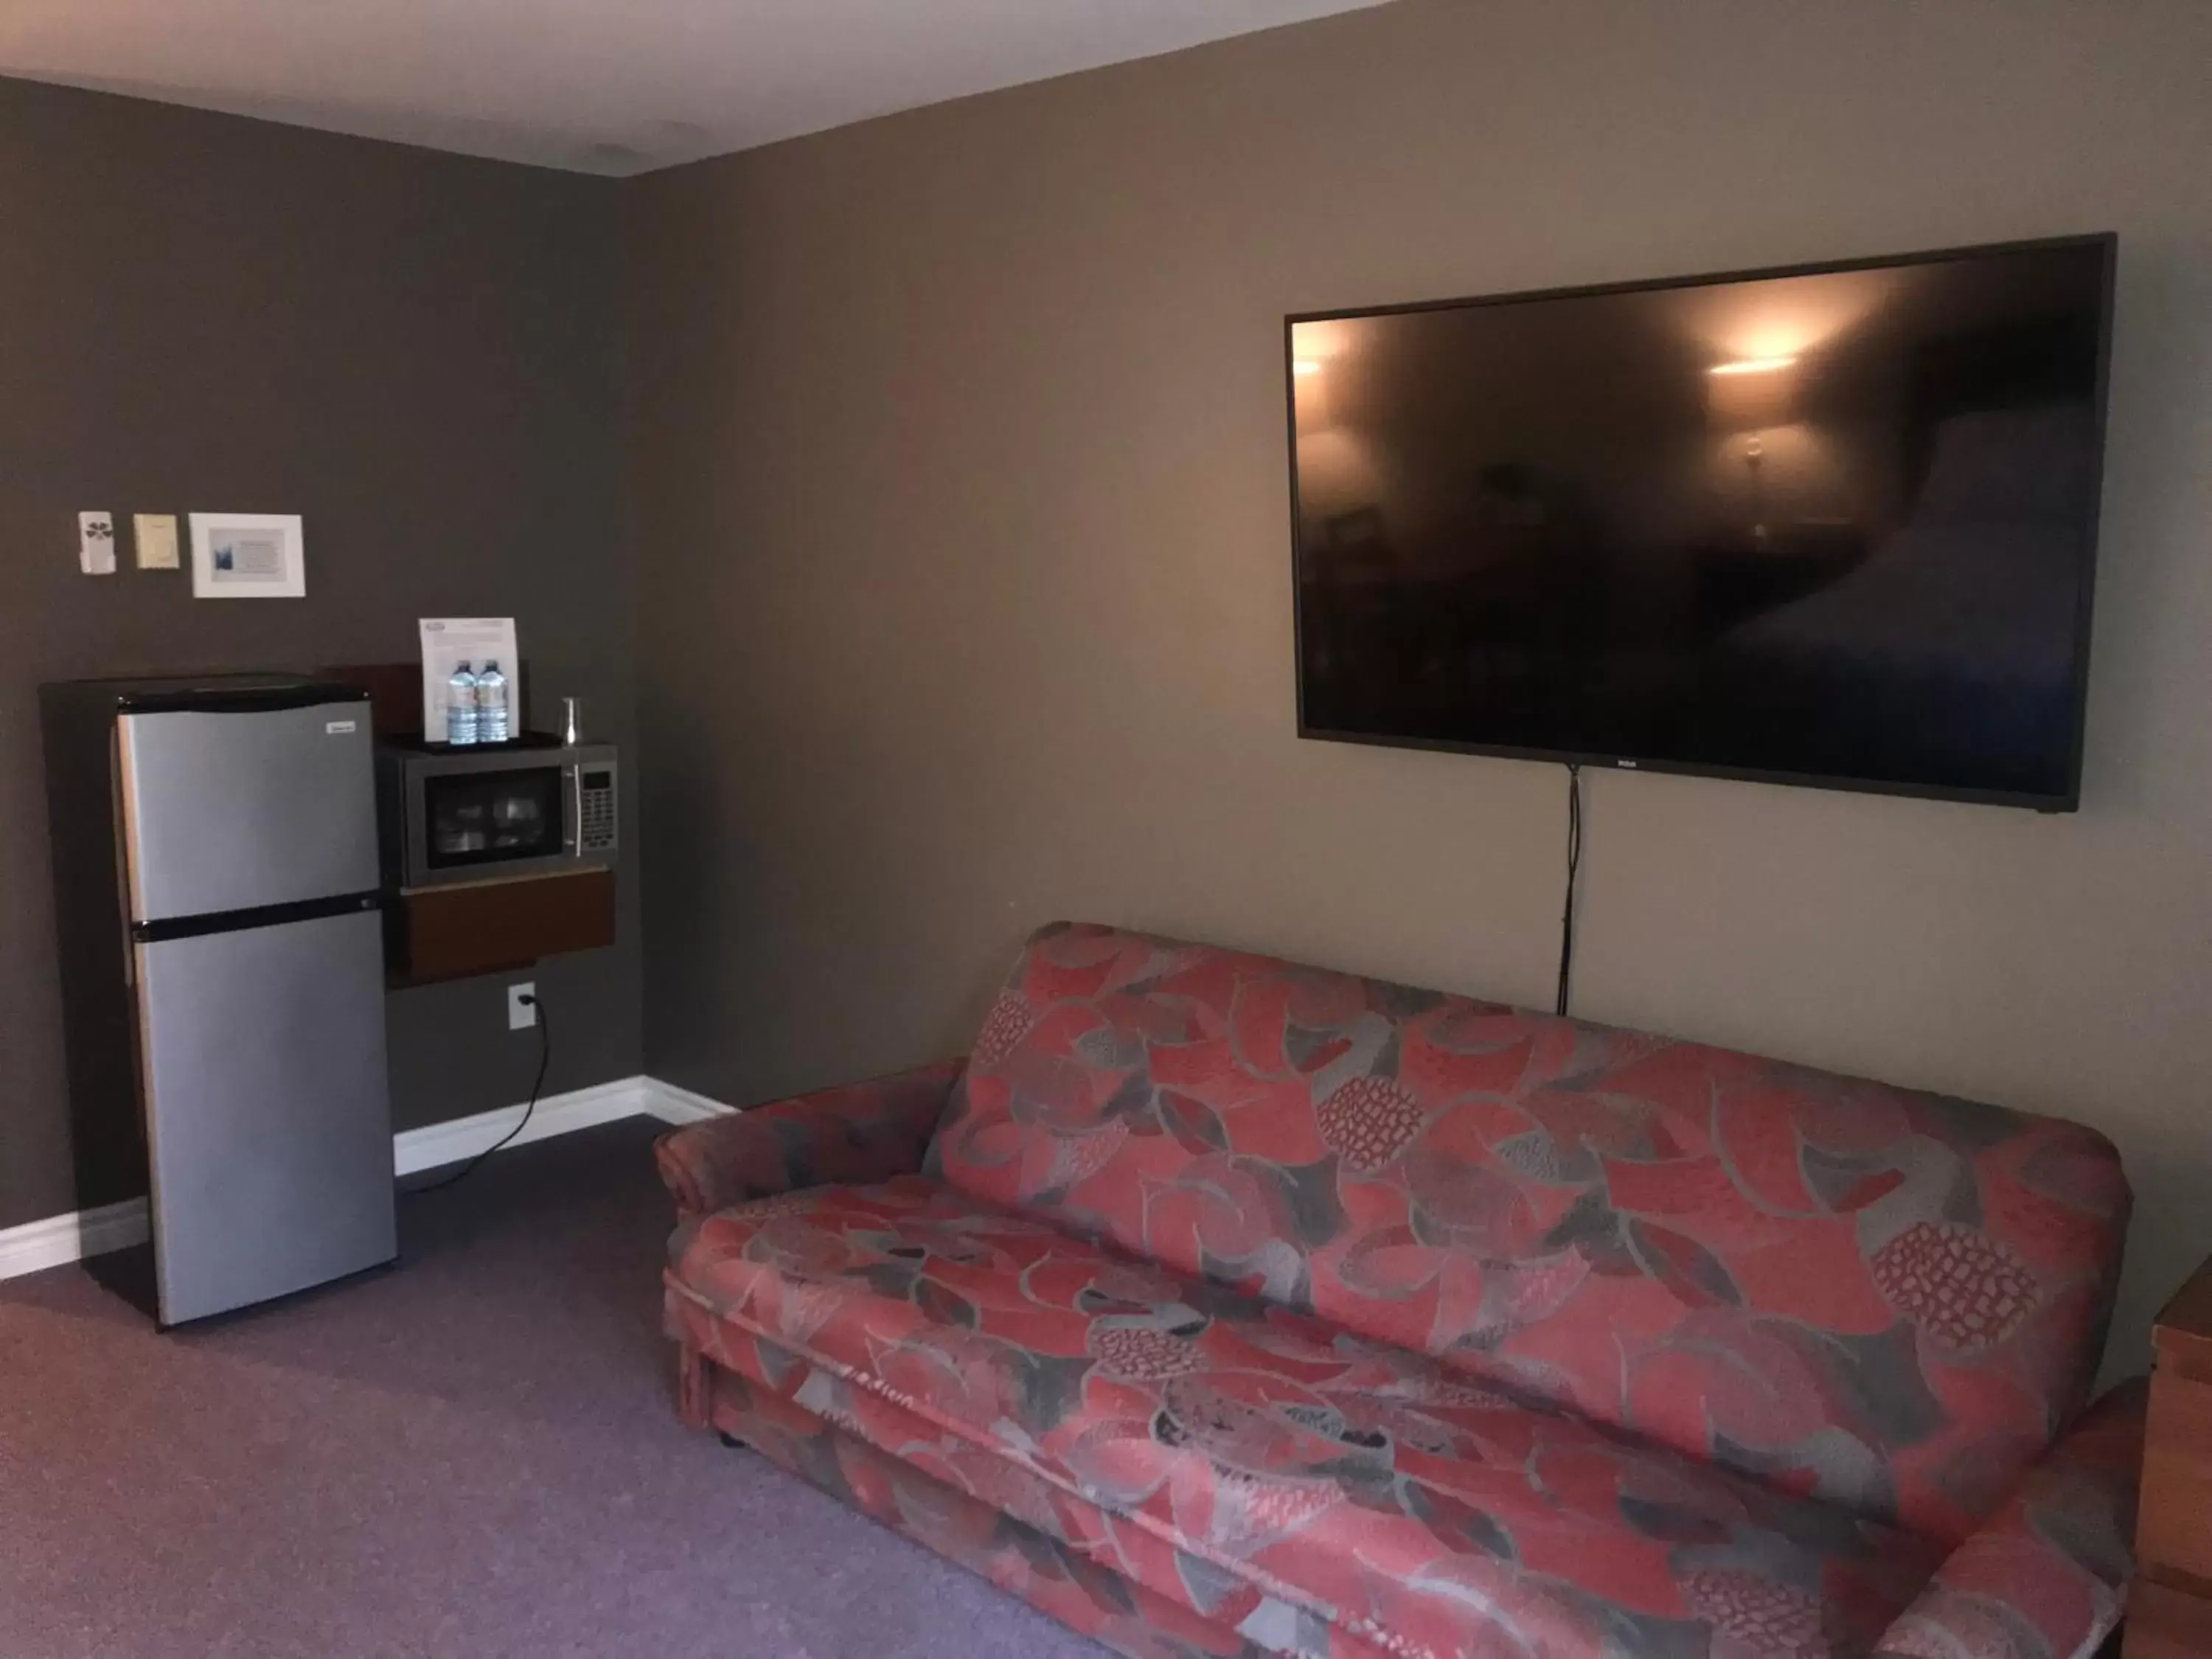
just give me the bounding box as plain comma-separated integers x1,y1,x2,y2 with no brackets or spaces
189,512,305,599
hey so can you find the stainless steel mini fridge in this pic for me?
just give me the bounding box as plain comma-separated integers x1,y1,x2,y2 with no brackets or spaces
41,675,397,1326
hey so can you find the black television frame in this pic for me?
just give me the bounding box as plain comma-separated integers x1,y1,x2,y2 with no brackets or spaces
1284,232,2118,813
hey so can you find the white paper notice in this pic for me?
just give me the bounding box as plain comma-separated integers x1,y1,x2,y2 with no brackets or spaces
134,513,181,570
419,617,519,737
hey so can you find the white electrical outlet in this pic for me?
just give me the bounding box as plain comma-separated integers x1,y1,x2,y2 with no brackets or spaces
508,982,538,1031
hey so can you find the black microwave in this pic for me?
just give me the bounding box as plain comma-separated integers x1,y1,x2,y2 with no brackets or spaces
376,737,617,890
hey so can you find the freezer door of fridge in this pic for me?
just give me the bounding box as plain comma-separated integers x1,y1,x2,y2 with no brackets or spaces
136,907,396,1324
118,701,378,923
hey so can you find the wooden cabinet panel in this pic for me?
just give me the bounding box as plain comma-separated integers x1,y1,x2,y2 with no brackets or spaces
2131,1256,2212,1657
2140,1368,2212,1585
386,866,614,986
2129,1579,2212,1659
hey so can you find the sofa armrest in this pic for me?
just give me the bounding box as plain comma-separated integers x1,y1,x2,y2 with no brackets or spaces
1872,1378,2148,1659
653,1057,967,1220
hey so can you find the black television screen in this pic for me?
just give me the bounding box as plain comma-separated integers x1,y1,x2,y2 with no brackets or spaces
1287,235,2115,809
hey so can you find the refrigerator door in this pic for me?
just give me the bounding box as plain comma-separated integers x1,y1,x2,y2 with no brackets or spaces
136,906,395,1324
119,699,378,923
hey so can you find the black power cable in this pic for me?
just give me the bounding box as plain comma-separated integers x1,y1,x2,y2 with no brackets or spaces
1554,765,1583,1018
403,990,551,1194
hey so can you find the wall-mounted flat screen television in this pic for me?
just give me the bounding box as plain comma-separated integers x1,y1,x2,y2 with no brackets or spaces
1287,234,2115,810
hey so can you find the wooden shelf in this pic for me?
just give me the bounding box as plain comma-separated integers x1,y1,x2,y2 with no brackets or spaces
384,866,614,987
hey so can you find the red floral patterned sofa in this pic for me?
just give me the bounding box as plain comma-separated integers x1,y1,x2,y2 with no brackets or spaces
658,922,2146,1659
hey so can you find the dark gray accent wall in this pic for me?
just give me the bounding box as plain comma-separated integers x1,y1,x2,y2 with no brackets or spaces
0,76,639,1229
622,0,2212,1376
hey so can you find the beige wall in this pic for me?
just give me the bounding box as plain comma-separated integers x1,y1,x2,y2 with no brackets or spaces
625,0,2212,1374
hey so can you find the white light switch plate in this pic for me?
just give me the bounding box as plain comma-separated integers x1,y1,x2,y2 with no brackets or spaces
79,512,116,575
134,513,181,570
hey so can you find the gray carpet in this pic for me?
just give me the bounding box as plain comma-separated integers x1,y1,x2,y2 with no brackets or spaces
0,1119,1107,1658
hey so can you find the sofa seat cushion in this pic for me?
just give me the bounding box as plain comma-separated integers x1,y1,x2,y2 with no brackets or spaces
671,1301,1406,1659
669,1177,1948,1658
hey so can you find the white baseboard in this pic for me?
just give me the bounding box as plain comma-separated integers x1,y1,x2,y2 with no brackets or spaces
0,1197,153,1281
392,1074,653,1175
0,1072,743,1284
639,1076,740,1125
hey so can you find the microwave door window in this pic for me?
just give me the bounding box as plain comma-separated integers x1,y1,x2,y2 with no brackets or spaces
423,770,563,871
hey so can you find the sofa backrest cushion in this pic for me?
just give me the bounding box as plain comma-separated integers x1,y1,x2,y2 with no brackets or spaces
927,922,2131,1544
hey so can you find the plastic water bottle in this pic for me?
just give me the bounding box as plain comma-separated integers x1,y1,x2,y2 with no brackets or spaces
445,661,479,745
476,660,510,744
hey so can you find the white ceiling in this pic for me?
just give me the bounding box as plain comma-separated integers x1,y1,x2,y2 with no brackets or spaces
0,0,1389,175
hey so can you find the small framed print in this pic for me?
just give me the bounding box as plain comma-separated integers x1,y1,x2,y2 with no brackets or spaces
189,512,305,599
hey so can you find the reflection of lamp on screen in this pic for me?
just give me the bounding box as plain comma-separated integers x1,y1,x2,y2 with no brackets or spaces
1293,356,1333,431
1707,355,1799,543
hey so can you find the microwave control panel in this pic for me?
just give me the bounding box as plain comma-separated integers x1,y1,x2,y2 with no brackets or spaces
577,765,618,855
